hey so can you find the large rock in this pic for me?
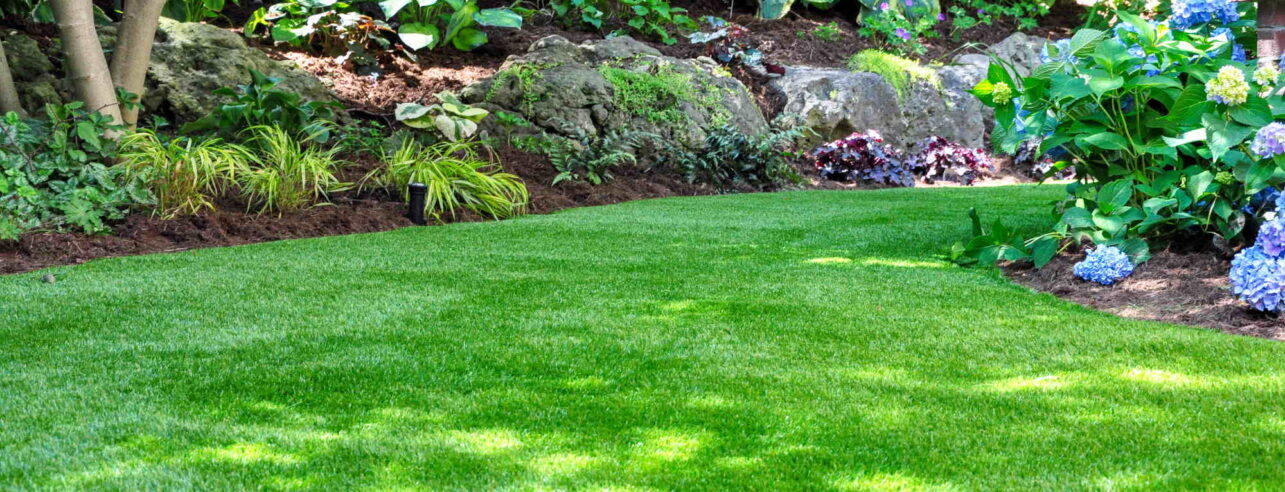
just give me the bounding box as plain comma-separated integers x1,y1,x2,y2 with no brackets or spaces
3,20,336,121
461,35,766,150
770,32,1047,149
982,31,1048,77
770,66,986,149
1,30,61,114
145,18,338,121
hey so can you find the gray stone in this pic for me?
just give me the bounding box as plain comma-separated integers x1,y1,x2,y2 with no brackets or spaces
3,20,338,121
768,67,906,146
145,18,339,122
977,31,1048,77
769,31,1048,149
461,35,766,151
769,64,986,149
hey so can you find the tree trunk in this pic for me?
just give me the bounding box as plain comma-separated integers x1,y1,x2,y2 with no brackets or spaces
50,0,122,125
110,0,165,127
0,38,25,116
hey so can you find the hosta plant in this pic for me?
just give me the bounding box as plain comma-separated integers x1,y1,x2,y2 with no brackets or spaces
395,92,489,142
184,70,341,144
377,0,522,52
969,2,1272,265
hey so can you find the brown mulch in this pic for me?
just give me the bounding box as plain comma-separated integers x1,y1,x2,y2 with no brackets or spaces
261,0,1082,116
0,147,713,275
1005,250,1285,341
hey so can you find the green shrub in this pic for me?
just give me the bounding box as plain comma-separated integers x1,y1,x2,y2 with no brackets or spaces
673,124,806,191
960,5,1267,267
118,130,253,218
183,70,341,143
546,130,657,185
0,104,150,240
364,139,528,221
546,0,695,45
240,126,350,214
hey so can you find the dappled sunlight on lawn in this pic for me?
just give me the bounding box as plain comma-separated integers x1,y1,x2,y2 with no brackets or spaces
7,188,1285,489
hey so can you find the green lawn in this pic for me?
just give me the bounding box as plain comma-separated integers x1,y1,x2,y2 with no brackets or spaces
3,186,1285,491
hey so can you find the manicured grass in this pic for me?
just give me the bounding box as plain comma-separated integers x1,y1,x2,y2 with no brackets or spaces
3,186,1285,490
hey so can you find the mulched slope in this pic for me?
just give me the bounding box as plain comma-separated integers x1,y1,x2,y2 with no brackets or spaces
265,0,1081,116
1005,251,1285,341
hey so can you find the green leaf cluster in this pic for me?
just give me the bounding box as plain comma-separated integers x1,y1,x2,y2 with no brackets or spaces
967,6,1277,264
0,104,152,240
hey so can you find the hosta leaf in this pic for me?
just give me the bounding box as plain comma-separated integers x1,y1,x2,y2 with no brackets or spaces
451,27,488,51
473,8,522,28
398,23,439,50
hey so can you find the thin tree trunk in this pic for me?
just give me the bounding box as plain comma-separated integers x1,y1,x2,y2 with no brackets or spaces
110,0,165,128
50,0,122,125
0,38,25,116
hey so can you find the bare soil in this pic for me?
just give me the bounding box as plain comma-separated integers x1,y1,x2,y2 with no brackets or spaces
1005,250,1285,341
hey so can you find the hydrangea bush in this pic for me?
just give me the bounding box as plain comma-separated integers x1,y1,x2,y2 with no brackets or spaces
967,0,1279,267
1230,222,1285,312
1073,246,1134,285
907,136,993,185
813,131,918,186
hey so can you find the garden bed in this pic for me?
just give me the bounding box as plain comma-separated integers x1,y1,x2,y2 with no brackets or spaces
0,147,711,275
1005,251,1285,341
260,0,1081,117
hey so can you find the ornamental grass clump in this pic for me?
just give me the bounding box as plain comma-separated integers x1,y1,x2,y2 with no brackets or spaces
1073,246,1134,285
812,130,917,187
907,136,993,185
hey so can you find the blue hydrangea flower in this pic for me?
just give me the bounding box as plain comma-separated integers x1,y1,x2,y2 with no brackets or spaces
1247,187,1282,214
1253,122,1285,159
1073,246,1135,285
1232,43,1247,62
1230,245,1285,312
1170,0,1240,29
1039,39,1077,68
1260,218,1285,257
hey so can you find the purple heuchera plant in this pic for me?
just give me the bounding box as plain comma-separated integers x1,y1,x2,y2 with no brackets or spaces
813,130,919,187
1230,245,1285,312
1073,246,1134,285
907,136,994,185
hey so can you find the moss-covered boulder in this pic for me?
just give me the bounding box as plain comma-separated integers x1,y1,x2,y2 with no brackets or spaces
1,30,61,114
3,20,336,121
461,35,766,150
145,18,338,122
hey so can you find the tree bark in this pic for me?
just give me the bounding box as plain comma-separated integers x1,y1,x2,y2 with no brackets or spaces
0,38,25,116
50,0,122,125
110,0,165,127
